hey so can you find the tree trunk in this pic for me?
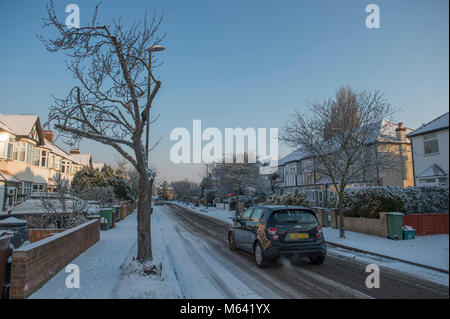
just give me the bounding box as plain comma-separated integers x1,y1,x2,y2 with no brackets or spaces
137,170,153,261
235,186,241,217
338,187,345,238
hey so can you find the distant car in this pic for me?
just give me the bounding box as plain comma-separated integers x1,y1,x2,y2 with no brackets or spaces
154,199,163,206
228,205,326,268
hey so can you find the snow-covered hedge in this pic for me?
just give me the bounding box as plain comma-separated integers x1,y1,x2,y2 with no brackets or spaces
266,190,312,207
343,185,449,218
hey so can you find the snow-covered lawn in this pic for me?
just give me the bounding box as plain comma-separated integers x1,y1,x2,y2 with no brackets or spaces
323,228,449,271
30,209,182,299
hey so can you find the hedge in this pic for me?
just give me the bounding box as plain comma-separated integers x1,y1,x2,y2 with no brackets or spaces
343,185,449,218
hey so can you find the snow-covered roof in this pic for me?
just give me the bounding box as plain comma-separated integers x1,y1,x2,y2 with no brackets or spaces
0,217,27,225
278,147,312,166
0,114,39,136
0,170,21,183
92,162,105,170
70,153,92,166
42,138,74,161
277,120,412,169
368,120,413,144
407,112,449,138
416,164,448,178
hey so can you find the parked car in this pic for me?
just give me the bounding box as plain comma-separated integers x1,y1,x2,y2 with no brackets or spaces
154,199,164,206
228,205,326,268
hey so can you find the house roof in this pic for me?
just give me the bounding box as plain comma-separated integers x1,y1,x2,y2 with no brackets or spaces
70,153,92,166
416,164,448,178
0,170,21,183
407,112,449,138
0,114,40,137
278,147,312,166
92,162,106,170
277,120,412,167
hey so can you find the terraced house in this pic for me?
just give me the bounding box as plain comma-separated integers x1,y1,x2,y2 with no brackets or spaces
0,114,93,211
273,121,415,207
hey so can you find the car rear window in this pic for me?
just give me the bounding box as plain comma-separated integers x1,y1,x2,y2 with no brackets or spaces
269,210,317,224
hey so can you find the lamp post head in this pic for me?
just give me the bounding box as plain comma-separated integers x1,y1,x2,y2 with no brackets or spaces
147,44,165,52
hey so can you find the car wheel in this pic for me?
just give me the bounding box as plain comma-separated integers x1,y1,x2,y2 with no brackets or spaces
309,255,326,265
228,232,237,251
254,242,268,268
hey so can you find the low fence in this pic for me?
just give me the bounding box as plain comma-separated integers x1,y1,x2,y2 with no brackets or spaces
403,213,448,236
328,211,389,237
9,219,100,299
119,201,137,220
28,229,65,243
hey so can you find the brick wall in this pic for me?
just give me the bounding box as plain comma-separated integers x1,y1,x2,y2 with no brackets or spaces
403,213,449,236
120,201,137,220
28,229,65,243
330,211,388,237
9,219,100,299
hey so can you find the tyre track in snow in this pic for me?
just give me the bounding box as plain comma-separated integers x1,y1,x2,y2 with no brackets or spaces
164,205,362,298
164,204,449,299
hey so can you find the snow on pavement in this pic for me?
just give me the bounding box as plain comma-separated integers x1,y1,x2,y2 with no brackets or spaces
30,210,183,299
323,228,449,271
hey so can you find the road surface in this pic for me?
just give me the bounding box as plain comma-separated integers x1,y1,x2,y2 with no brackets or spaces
162,204,449,299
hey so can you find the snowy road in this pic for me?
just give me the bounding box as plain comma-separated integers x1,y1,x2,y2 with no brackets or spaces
162,204,449,299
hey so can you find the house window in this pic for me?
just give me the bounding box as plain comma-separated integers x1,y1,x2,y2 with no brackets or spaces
18,142,26,161
34,149,40,166
41,150,48,167
55,157,61,170
26,143,34,164
7,138,14,159
424,133,439,155
48,154,54,168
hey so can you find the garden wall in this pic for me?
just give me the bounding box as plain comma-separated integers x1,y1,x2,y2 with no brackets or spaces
9,219,100,299
28,229,65,243
403,213,449,236
330,211,388,237
120,201,136,220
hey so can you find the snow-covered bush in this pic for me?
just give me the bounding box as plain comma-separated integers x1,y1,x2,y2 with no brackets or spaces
266,190,311,207
343,185,449,218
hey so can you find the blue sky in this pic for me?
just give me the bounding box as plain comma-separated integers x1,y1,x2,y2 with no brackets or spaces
0,0,448,182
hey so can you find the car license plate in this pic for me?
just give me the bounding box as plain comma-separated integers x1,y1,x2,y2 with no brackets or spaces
287,232,309,240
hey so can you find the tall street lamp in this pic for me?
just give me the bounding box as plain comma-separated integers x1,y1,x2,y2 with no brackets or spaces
145,44,165,161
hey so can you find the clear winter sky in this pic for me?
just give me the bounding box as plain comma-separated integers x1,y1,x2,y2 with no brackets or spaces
0,0,448,182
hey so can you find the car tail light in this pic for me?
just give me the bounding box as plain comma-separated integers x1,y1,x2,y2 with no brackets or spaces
272,234,279,240
316,225,322,239
268,227,277,235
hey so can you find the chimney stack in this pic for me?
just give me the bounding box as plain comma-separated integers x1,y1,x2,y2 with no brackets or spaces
42,130,54,143
70,149,81,155
395,122,406,141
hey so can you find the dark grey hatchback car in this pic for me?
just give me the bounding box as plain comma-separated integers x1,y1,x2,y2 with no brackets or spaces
228,205,327,268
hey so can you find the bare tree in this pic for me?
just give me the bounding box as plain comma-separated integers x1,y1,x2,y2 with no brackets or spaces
209,153,265,216
171,179,201,202
281,86,396,238
36,175,88,229
39,1,164,261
